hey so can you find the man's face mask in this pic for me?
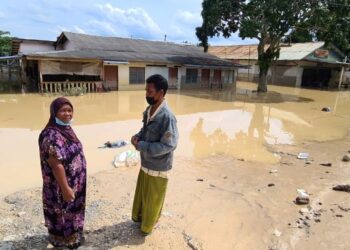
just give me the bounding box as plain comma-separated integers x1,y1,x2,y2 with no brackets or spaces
146,96,157,105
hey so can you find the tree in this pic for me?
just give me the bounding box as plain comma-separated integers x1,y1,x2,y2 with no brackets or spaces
0,31,11,56
196,0,311,92
288,1,350,57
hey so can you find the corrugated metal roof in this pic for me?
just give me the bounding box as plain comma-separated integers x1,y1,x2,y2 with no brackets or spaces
25,32,242,68
208,42,325,61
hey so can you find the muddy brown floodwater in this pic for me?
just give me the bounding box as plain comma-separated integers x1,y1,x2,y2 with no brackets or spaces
0,81,349,195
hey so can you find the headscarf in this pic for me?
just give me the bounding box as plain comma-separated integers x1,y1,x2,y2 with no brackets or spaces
41,97,80,143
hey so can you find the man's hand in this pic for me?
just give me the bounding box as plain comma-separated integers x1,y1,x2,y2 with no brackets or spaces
131,136,139,148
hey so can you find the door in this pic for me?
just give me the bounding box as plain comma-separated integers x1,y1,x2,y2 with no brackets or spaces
302,68,331,88
201,69,210,86
168,67,178,88
104,66,118,90
212,69,222,88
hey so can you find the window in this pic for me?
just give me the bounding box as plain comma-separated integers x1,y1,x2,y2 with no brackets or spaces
186,69,198,84
129,67,145,84
59,62,83,72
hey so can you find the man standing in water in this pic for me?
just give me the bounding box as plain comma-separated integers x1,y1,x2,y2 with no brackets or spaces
131,74,179,235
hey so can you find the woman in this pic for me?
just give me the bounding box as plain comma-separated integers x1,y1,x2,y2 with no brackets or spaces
38,97,86,249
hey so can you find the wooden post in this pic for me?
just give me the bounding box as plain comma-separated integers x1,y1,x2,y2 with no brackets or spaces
39,61,43,93
7,59,11,81
338,66,345,89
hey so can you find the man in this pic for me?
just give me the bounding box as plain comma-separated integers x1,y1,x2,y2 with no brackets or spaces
131,74,179,235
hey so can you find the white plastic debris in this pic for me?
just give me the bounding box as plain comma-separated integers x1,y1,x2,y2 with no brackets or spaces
297,152,309,159
269,169,278,174
17,211,26,217
113,150,139,167
296,189,310,205
273,229,282,237
299,208,309,214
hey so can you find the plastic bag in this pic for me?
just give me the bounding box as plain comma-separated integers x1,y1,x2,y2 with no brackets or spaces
114,150,140,167
296,189,310,205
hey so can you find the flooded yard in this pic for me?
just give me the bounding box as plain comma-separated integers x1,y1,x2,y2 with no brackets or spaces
1,81,350,195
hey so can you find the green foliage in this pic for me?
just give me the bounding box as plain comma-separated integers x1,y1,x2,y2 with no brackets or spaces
196,0,310,92
0,31,11,56
0,81,21,92
43,86,87,97
286,1,350,56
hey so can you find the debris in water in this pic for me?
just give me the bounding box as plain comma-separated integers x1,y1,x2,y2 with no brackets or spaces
320,163,332,167
297,152,309,159
333,185,350,193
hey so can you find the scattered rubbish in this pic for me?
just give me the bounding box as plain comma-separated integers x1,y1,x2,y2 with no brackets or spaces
333,185,350,193
336,214,343,218
17,212,26,217
99,140,129,149
296,189,310,205
162,211,174,217
196,178,204,182
318,202,323,206
314,219,321,223
238,158,245,161
297,152,309,159
209,184,216,188
269,169,278,174
183,232,202,250
223,176,228,179
320,163,332,167
338,206,350,212
3,235,16,241
305,160,312,165
303,221,310,227
273,229,282,237
268,183,275,187
342,154,350,162
321,107,331,112
113,150,139,167
299,208,309,214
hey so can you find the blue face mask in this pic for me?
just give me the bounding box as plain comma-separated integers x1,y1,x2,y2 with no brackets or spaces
55,117,73,126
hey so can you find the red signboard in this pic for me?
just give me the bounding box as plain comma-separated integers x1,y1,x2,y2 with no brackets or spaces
314,49,329,59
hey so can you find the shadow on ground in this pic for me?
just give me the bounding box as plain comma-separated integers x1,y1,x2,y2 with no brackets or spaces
0,220,145,250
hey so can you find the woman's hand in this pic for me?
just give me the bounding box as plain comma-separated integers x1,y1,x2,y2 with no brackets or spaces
62,186,75,202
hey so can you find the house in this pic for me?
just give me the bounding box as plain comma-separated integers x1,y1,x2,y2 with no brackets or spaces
7,32,241,93
208,42,350,88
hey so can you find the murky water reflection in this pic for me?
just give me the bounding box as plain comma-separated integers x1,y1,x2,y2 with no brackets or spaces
1,82,350,194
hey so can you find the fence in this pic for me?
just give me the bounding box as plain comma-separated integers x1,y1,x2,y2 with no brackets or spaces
40,81,103,93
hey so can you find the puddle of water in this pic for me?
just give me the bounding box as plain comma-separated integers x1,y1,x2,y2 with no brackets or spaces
0,82,350,195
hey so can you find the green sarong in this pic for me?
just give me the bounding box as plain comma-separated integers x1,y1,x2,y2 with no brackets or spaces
132,169,168,234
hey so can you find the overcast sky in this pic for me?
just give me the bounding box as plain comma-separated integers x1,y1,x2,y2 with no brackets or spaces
0,0,257,45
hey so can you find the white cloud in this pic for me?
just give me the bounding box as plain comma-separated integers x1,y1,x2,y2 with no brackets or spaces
57,25,70,32
175,10,202,25
88,20,118,36
74,25,87,34
96,4,162,37
169,25,185,36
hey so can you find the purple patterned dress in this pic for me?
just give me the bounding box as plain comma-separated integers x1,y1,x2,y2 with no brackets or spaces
39,127,86,248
